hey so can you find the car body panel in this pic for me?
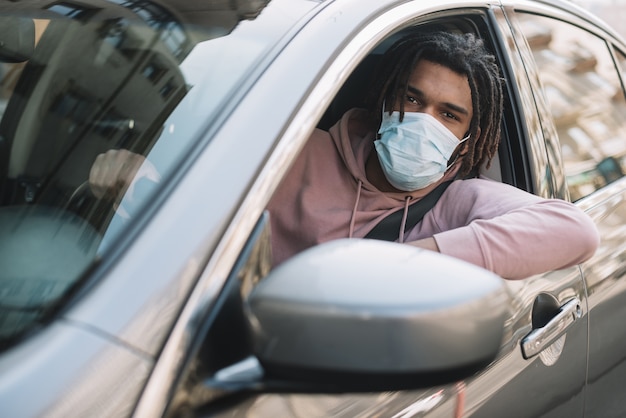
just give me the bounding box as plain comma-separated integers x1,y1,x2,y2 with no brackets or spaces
0,320,151,418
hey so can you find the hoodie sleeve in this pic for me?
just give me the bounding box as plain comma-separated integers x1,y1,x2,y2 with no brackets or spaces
430,178,600,280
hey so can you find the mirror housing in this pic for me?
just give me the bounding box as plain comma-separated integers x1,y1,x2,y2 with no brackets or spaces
243,239,507,391
0,17,35,63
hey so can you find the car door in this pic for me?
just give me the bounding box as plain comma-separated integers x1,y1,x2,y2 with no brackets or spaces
502,2,626,416
151,1,591,417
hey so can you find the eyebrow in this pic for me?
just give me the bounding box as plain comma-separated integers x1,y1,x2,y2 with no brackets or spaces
407,85,470,117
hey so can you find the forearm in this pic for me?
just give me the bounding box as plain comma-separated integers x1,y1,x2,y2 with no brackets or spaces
434,199,599,280
406,237,440,252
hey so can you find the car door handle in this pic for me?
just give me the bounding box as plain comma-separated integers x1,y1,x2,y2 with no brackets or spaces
521,297,582,359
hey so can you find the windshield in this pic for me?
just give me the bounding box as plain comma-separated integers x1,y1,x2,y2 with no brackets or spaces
0,0,314,347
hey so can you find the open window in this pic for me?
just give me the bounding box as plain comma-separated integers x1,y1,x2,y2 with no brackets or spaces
269,12,516,264
317,17,516,185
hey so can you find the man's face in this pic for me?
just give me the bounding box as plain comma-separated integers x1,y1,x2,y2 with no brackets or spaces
393,59,473,141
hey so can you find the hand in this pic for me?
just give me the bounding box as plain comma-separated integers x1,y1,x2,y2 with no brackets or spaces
89,149,146,200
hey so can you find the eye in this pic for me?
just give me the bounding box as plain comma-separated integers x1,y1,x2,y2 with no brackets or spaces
443,111,458,120
406,94,419,105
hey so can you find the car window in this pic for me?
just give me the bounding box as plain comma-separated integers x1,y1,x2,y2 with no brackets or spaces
0,0,308,348
517,12,626,201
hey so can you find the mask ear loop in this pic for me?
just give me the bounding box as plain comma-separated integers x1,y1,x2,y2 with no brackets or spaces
446,134,470,169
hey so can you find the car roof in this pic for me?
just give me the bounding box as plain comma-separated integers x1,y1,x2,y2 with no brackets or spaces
530,0,625,43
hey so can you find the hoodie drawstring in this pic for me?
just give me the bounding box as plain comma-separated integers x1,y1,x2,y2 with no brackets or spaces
350,182,411,241
349,180,363,238
398,196,411,243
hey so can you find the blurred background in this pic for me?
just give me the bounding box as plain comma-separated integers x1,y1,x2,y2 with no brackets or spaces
573,0,626,38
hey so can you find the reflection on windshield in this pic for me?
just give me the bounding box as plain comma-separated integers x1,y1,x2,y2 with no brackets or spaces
0,0,279,347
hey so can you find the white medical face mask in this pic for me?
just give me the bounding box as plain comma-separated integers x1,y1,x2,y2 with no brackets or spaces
374,111,469,191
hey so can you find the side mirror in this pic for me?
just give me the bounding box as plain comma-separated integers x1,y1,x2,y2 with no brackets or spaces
0,17,35,63
239,239,507,392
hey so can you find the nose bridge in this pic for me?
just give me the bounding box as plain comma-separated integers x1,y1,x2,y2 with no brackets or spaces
421,104,437,119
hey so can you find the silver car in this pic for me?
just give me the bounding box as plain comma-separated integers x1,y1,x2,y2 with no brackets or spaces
0,0,625,416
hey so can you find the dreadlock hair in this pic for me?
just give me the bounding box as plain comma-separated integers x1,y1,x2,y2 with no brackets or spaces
366,31,504,178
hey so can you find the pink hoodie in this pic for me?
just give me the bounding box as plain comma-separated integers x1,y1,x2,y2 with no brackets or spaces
268,108,599,279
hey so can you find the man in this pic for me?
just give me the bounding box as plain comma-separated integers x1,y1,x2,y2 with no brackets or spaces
90,32,599,279
265,31,599,279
